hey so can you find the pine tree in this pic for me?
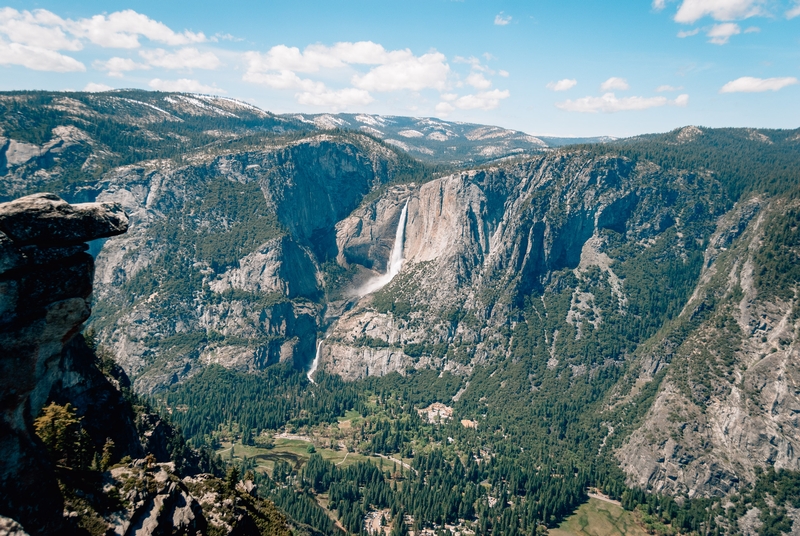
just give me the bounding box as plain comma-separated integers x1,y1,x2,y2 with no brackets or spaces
101,438,115,471
33,402,82,465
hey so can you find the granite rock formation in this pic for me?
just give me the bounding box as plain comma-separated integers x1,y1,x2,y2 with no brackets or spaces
0,193,128,534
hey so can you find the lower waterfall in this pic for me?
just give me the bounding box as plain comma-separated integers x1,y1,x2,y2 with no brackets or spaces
307,339,322,384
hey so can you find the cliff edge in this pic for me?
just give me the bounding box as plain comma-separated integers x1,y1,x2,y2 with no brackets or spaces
0,193,128,534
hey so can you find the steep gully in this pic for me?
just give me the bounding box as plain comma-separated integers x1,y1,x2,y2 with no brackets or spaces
308,199,409,383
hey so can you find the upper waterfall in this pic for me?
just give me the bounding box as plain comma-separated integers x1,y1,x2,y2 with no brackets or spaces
358,199,409,296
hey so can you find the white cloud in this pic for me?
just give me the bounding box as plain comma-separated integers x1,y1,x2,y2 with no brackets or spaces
656,84,684,91
243,68,326,92
0,40,84,71
243,40,507,112
296,88,374,109
84,82,113,92
498,69,509,77
352,51,450,92
454,55,483,68
246,44,344,73
719,76,798,92
674,0,764,23
435,102,455,115
435,90,510,115
494,12,512,25
94,56,148,77
148,78,224,93
653,0,667,9
0,8,81,50
677,28,701,37
707,22,740,44
466,72,492,89
556,92,688,113
447,89,510,111
245,41,450,95
788,3,800,18
600,77,629,90
140,47,221,70
547,78,577,91
246,41,405,74
0,7,209,75
70,10,206,48
743,26,760,32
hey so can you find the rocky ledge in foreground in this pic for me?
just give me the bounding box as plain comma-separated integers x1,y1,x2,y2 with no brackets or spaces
0,193,128,534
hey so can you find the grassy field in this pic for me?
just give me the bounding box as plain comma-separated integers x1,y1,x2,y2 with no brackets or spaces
217,437,393,476
550,498,649,536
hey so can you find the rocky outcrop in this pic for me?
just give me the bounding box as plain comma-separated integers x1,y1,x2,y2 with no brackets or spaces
0,193,128,534
618,197,800,498
0,192,295,535
107,463,207,536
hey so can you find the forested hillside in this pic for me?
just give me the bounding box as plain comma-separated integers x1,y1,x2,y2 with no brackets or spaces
2,91,800,535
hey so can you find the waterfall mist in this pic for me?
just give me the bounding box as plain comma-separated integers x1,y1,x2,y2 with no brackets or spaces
357,199,409,296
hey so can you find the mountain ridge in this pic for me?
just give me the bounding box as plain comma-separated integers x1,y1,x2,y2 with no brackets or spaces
2,89,800,534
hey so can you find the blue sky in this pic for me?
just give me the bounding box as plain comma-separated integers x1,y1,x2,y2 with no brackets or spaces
1,0,799,137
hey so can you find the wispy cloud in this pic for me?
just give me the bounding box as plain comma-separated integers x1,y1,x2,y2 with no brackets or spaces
83,82,113,92
677,28,701,37
673,0,765,24
93,56,147,77
656,84,683,92
707,22,740,44
600,77,629,91
140,47,221,70
719,76,798,93
788,2,800,18
0,7,207,73
149,78,224,93
0,40,85,71
436,89,510,114
296,88,373,108
547,79,577,91
494,12,512,25
466,71,492,89
556,92,688,113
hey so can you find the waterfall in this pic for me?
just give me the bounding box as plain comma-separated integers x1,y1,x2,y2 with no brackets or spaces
358,199,409,296
308,339,322,384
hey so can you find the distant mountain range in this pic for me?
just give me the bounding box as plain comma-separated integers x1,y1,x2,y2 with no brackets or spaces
4,89,800,536
286,112,614,164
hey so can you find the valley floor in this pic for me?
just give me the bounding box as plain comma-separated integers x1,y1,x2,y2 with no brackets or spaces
551,498,649,536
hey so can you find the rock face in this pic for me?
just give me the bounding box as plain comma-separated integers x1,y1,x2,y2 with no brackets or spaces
88,133,410,393
321,153,717,380
107,463,206,536
0,193,128,534
618,197,800,498
0,192,295,535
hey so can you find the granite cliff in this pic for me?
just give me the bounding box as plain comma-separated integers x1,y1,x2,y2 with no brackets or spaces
0,193,129,533
3,90,800,519
0,193,296,536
